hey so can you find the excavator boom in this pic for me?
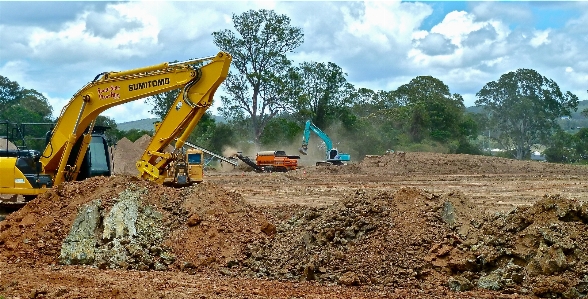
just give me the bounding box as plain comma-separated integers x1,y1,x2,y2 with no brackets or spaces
299,120,333,155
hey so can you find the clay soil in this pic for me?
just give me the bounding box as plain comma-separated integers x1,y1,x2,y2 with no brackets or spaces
1,150,588,299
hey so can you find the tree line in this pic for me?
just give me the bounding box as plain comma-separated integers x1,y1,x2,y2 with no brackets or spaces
1,9,587,164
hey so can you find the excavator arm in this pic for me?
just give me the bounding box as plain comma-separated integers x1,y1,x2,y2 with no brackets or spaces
299,120,333,155
40,51,231,186
136,52,231,183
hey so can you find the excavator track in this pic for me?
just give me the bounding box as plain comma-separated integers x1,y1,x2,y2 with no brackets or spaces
0,197,27,220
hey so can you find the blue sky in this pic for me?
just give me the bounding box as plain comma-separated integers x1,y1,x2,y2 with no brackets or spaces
1,1,587,123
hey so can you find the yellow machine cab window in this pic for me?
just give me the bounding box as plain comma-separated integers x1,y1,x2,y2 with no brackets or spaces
187,152,202,165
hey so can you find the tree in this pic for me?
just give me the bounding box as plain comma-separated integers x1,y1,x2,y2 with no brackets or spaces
94,115,122,146
476,69,579,160
346,88,405,155
0,75,20,114
212,9,304,144
544,130,576,163
393,76,466,143
573,128,588,163
259,116,301,146
208,122,235,154
0,76,54,151
582,90,588,118
186,112,230,153
350,88,379,118
0,75,53,124
294,61,355,129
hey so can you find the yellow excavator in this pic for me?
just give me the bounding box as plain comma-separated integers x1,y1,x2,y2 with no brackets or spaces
0,51,231,199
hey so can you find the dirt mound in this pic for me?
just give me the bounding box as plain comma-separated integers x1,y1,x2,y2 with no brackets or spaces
241,188,483,287
112,135,180,176
444,194,588,297
0,176,271,272
112,137,143,175
327,152,588,176
241,188,588,297
0,138,17,150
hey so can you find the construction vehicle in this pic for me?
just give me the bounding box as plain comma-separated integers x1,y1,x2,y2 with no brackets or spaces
0,51,231,199
256,150,300,172
234,150,299,172
159,147,204,186
298,120,351,166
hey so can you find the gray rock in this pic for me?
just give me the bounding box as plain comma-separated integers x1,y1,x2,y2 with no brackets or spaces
59,187,174,270
59,200,102,265
448,276,473,292
442,201,456,226
478,270,503,291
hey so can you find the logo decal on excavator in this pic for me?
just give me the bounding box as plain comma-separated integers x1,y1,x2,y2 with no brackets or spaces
97,85,121,100
129,78,170,91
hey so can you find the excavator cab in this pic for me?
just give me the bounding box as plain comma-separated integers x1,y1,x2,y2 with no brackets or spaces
186,149,203,183
0,121,53,199
62,126,112,181
329,149,339,160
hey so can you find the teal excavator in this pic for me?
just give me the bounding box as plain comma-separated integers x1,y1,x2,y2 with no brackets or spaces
298,120,351,166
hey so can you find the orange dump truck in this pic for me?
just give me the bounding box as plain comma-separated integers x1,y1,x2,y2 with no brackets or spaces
256,150,300,172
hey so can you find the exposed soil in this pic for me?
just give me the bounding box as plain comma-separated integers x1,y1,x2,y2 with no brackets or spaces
1,148,588,298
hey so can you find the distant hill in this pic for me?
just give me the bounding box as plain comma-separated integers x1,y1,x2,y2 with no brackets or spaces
117,118,159,132
116,115,227,132
212,115,226,124
570,100,588,119
465,106,485,114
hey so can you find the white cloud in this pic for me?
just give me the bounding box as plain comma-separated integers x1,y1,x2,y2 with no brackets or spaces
430,11,483,45
25,5,160,62
414,33,457,56
562,68,588,98
407,10,511,72
0,60,29,86
461,93,477,107
530,30,550,48
471,2,533,24
483,57,504,68
340,1,431,52
1,1,588,123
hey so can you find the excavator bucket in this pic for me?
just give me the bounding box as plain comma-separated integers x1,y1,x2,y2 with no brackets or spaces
298,146,308,155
